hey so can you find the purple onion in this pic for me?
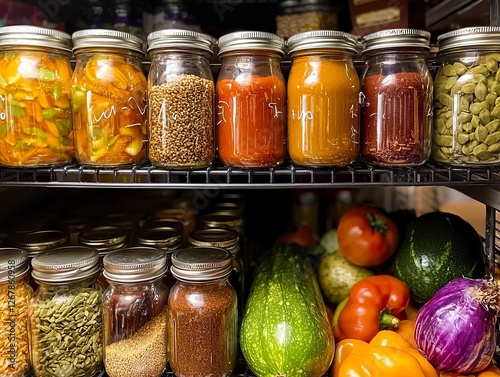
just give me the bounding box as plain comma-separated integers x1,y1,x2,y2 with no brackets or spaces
414,277,500,373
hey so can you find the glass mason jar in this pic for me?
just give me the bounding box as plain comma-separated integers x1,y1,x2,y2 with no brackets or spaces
28,246,103,377
102,247,168,377
0,248,33,377
0,26,74,168
147,29,216,169
360,29,433,166
216,31,287,168
432,27,500,166
169,247,238,377
287,30,360,167
71,29,148,167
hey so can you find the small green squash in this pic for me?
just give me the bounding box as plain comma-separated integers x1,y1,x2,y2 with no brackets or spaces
240,243,335,377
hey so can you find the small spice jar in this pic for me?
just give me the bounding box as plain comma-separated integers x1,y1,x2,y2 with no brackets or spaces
216,31,287,168
0,248,33,377
28,246,103,377
0,26,74,168
71,29,148,167
360,29,433,166
169,247,238,377
432,27,500,166
146,29,216,169
102,247,168,377
287,30,360,167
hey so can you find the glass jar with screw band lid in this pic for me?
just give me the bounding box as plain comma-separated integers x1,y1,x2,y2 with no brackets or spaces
216,31,287,168
102,247,168,377
0,26,74,168
169,247,238,377
136,226,183,288
78,225,129,287
276,0,340,39
198,210,245,235
146,29,216,169
71,29,148,167
28,246,104,377
154,207,197,243
287,30,360,167
142,217,184,235
188,228,244,313
360,29,433,167
432,27,500,166
0,248,33,377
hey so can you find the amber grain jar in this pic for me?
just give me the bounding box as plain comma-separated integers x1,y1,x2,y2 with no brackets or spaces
169,247,237,377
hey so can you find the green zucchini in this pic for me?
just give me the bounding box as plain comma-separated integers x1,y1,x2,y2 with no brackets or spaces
240,243,334,377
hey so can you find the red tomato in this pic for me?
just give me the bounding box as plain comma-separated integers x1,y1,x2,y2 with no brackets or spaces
337,204,399,267
275,224,316,247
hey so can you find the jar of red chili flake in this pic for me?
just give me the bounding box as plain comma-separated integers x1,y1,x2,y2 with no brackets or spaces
360,29,433,166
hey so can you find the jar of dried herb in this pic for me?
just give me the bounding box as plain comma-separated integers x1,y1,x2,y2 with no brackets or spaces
28,246,103,377
146,29,216,169
0,248,33,377
102,247,168,377
169,247,238,377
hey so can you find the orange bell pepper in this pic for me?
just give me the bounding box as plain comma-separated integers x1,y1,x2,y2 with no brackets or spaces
334,274,410,342
396,318,417,348
332,330,438,377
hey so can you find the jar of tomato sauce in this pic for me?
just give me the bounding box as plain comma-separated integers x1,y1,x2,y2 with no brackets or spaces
0,26,74,167
216,31,287,168
287,30,360,167
71,29,148,167
360,29,433,166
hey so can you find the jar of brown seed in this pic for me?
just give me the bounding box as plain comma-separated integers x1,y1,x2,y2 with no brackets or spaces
147,29,216,169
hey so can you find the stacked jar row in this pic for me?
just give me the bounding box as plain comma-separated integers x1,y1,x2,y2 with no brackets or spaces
1,25,499,169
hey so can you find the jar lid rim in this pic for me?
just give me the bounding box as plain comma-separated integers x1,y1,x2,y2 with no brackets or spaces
147,28,215,54
72,28,146,55
218,31,285,56
362,28,430,55
0,25,72,52
287,30,358,54
437,26,500,52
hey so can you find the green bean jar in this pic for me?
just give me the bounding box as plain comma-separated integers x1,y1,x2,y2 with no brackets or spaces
28,246,103,377
433,27,500,166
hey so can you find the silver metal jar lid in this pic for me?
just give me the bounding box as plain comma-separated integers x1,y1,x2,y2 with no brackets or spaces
0,248,29,282
136,227,183,250
437,26,500,54
199,211,245,234
188,228,239,254
218,31,285,57
31,246,100,283
14,230,69,256
78,225,129,255
362,28,430,56
171,247,233,281
143,218,184,234
72,28,146,55
287,30,358,55
147,28,216,54
103,247,167,283
0,25,72,52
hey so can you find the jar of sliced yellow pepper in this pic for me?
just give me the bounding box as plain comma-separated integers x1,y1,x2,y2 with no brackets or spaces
0,26,74,167
71,29,148,167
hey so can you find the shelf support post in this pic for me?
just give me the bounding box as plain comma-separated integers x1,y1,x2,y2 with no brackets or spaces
485,205,497,278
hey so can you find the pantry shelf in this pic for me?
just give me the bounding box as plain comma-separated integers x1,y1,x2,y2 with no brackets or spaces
0,160,499,189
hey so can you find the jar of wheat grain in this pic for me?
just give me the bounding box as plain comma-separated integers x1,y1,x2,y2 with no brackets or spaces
146,29,216,169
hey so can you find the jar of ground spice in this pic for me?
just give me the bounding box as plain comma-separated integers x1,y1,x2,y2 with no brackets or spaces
360,29,433,166
28,246,103,377
102,247,168,377
216,31,287,168
146,29,216,169
432,27,500,166
0,248,33,377
169,247,238,377
287,30,360,167
71,29,148,167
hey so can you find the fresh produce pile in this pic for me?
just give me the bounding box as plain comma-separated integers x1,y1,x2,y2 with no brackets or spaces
240,204,500,377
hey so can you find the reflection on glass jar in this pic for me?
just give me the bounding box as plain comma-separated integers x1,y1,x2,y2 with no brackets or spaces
287,30,360,167
216,31,287,168
360,29,433,167
0,26,74,168
71,29,148,167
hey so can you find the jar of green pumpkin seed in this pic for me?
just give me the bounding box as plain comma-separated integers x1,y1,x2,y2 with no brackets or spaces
433,26,500,166
28,246,103,377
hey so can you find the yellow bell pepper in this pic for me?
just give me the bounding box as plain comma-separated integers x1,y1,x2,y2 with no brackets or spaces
332,330,438,377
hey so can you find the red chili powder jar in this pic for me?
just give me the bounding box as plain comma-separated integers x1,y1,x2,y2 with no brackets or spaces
360,29,433,166
216,31,287,168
